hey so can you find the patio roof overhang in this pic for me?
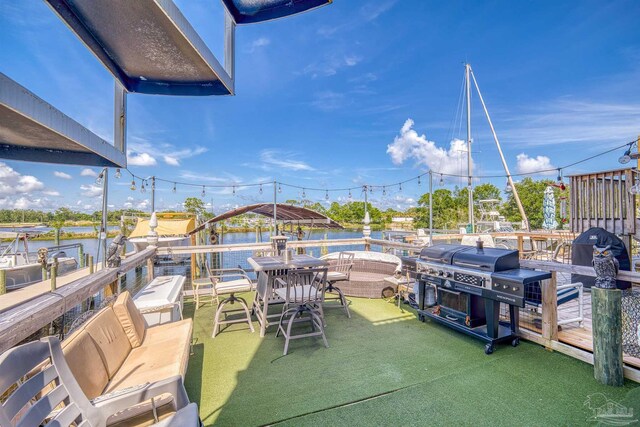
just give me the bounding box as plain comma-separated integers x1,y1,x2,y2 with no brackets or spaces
0,73,126,167
221,0,332,24
190,203,343,234
45,0,234,96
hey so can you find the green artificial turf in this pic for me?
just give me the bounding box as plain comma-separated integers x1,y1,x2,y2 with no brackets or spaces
183,295,639,426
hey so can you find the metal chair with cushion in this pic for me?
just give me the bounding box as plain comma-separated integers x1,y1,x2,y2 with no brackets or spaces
325,252,354,318
0,336,200,427
275,268,329,355
206,265,255,338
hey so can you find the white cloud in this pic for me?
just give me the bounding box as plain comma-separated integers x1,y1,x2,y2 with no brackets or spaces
515,153,556,175
360,0,396,21
127,152,157,166
303,54,362,78
80,184,103,198
54,171,72,179
311,91,348,111
163,156,180,166
260,150,315,171
0,162,45,196
80,168,98,177
248,37,270,53
500,99,640,147
43,190,61,196
127,138,207,167
386,119,470,175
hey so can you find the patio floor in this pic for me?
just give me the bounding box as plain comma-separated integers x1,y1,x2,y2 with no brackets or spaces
183,296,639,426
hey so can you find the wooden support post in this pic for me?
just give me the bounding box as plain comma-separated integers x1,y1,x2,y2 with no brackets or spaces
542,272,558,347
517,235,524,256
42,266,47,281
592,287,624,386
89,255,94,274
78,245,84,268
0,270,5,295
50,262,58,292
146,257,154,283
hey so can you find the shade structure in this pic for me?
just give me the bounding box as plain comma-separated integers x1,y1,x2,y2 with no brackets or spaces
0,73,126,167
190,203,343,234
221,0,332,24
45,0,233,96
129,215,197,238
542,186,558,230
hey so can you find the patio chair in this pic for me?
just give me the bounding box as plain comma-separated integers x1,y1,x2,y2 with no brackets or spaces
325,252,354,318
0,336,199,427
274,268,329,355
206,265,255,338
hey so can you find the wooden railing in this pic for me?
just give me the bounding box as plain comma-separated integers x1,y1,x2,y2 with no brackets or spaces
0,247,156,354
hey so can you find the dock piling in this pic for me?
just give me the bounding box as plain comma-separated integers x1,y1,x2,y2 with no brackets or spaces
50,261,58,291
592,287,624,386
0,270,5,295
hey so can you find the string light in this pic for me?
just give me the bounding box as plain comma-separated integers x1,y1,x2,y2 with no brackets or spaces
439,174,444,186
348,189,352,200
232,186,236,196
382,186,386,196
95,172,103,185
278,183,282,193
505,179,512,193
619,144,633,164
140,180,146,193
259,184,263,195
399,183,402,192
130,179,136,191
417,175,421,186
201,186,206,198
325,190,329,200
172,182,176,193
302,188,306,199
115,168,121,179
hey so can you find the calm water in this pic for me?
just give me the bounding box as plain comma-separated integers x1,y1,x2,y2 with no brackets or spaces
11,229,385,260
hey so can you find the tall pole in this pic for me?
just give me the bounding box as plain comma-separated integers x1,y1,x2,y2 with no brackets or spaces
429,171,433,246
364,185,369,219
150,176,155,213
465,63,474,232
101,168,108,268
273,181,277,235
470,70,530,232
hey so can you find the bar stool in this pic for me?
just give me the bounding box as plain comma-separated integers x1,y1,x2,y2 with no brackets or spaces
206,265,255,337
325,252,354,318
192,277,214,310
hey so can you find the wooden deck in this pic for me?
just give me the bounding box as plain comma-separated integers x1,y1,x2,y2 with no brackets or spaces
0,265,102,313
517,281,640,369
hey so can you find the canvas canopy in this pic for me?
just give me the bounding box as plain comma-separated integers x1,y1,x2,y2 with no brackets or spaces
129,217,196,238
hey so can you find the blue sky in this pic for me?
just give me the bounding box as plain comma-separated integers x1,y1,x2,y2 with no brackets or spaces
1,0,639,214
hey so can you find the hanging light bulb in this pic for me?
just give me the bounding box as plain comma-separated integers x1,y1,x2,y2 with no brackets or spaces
505,179,512,193
278,183,282,193
348,189,352,200
172,182,176,193
201,186,206,198
302,188,306,199
141,180,146,193
115,168,122,179
232,186,236,196
259,184,263,195
95,172,104,185
619,145,632,164
382,186,387,196
325,190,329,200
439,174,444,186
369,186,373,194
417,175,421,186
130,179,136,191
399,183,402,192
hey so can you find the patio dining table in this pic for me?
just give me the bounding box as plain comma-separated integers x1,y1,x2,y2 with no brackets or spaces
248,254,328,337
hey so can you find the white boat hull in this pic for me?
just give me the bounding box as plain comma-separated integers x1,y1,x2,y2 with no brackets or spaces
3,257,78,291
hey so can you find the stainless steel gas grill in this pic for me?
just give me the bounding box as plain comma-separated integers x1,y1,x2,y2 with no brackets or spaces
411,242,551,354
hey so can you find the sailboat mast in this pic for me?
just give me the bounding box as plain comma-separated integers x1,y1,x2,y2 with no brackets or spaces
465,63,474,231
469,68,531,232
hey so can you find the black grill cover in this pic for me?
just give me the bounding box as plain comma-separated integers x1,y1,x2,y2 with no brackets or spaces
571,227,631,290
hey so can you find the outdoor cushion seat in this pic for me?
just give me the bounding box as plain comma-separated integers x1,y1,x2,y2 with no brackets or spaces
62,291,193,400
326,271,348,281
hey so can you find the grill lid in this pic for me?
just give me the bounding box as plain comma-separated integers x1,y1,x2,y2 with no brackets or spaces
420,243,519,272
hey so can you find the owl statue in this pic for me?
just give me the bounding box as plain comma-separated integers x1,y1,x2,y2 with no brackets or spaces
107,234,127,268
592,245,618,289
